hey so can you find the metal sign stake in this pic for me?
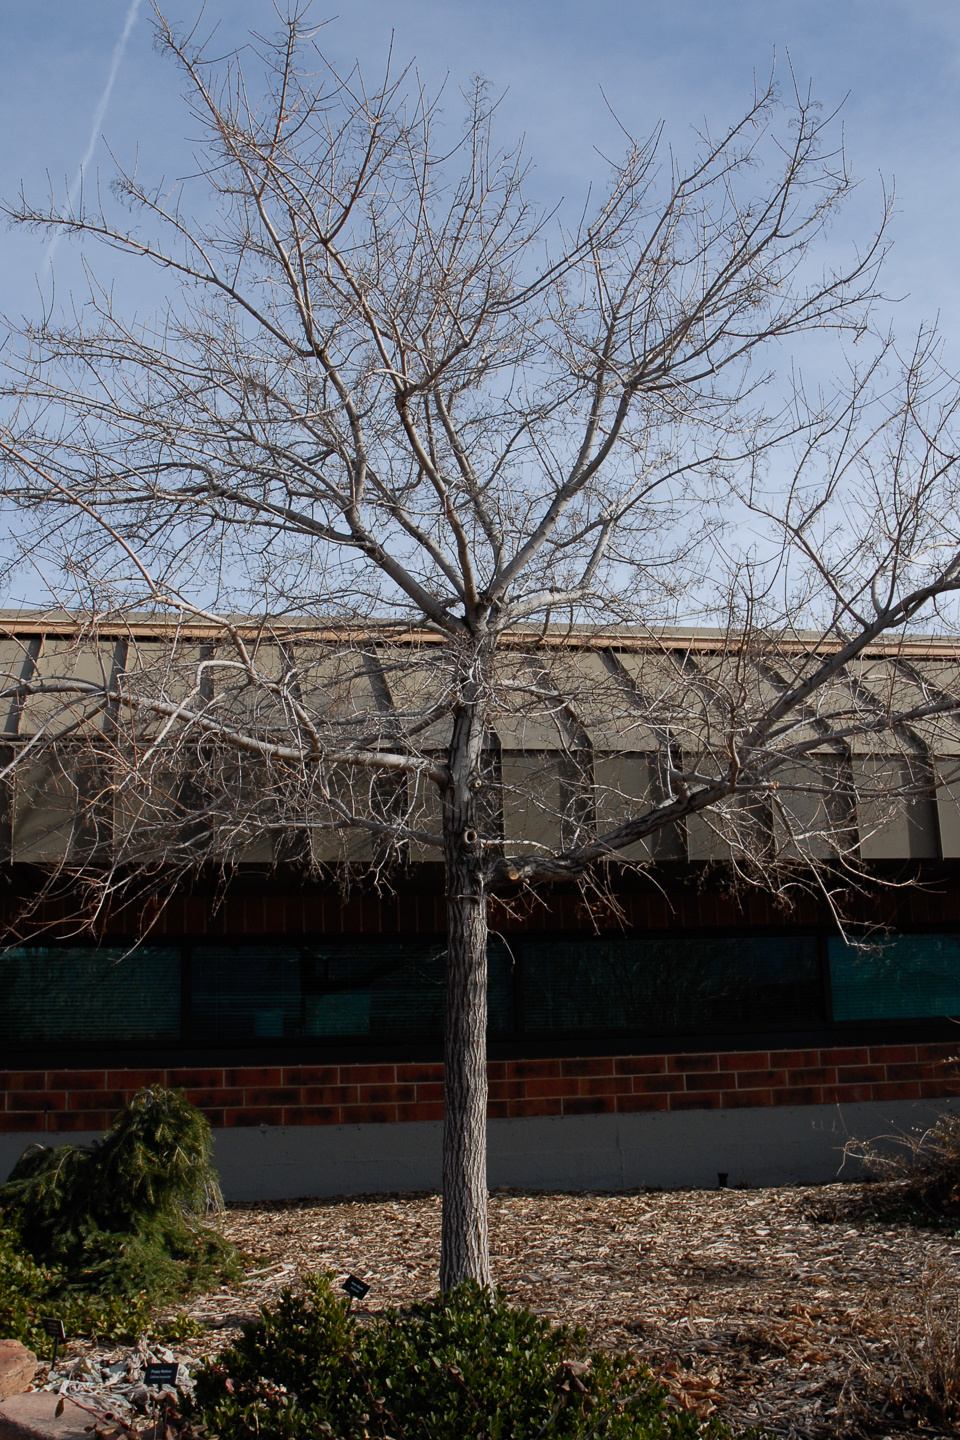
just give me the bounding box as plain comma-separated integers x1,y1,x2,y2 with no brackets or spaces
341,1274,371,1311
144,1362,180,1389
41,1318,66,1368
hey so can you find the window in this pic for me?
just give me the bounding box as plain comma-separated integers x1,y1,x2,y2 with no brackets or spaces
192,946,302,1039
829,934,960,1019
521,934,823,1034
189,940,516,1042
11,929,960,1053
0,945,180,1043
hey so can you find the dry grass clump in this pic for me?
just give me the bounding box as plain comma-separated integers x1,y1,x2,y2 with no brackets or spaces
842,1263,960,1431
843,1109,960,1221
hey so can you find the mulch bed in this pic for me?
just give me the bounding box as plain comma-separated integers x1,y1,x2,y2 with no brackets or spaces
173,1183,958,1437
37,1184,960,1438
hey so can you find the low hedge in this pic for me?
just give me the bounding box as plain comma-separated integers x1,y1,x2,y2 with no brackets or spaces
194,1274,739,1440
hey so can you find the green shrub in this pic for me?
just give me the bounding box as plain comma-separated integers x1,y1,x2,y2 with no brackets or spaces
0,1215,152,1351
159,1312,210,1344
0,1087,237,1300
194,1275,731,1440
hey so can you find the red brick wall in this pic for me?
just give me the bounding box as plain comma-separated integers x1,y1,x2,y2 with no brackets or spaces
1,1042,956,1132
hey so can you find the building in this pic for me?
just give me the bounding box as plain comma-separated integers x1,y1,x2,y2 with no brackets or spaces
2,615,960,1197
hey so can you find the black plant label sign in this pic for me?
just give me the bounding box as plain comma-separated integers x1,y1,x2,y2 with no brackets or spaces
41,1318,66,1340
341,1275,370,1300
144,1362,180,1388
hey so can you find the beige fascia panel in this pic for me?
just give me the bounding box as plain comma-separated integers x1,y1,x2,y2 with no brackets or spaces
19,637,119,737
121,640,220,736
376,650,454,748
492,655,570,751
935,757,960,857
559,652,656,751
593,753,683,860
501,752,562,852
295,648,384,729
0,639,37,686
853,756,939,859
615,650,695,720
891,659,960,755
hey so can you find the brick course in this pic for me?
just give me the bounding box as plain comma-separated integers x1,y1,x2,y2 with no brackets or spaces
1,1042,956,1131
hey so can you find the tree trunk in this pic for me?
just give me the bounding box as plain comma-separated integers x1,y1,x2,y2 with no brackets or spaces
440,696,492,1291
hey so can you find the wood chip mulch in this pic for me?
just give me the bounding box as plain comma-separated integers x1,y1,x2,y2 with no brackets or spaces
149,1184,960,1438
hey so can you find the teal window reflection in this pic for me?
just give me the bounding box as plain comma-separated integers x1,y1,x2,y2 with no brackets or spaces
829,934,960,1020
190,940,515,1041
0,946,180,1043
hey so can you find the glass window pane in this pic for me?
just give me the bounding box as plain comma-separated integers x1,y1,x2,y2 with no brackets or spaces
300,940,515,1039
301,941,443,1039
191,941,515,1042
488,943,515,1034
521,935,823,1034
192,946,303,1040
0,946,180,1044
829,934,960,1019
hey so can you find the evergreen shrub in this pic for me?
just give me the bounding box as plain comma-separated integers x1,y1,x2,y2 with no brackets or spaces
0,1215,152,1350
194,1275,733,1440
0,1087,237,1300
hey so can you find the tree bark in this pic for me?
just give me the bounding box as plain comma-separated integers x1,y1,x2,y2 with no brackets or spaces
440,692,492,1290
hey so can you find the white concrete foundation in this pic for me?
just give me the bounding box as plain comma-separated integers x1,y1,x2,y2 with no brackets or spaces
3,1097,959,1199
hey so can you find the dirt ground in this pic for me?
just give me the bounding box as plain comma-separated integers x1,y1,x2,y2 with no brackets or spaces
148,1183,959,1439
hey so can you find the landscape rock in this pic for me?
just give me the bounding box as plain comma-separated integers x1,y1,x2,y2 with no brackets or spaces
0,1344,37,1402
0,1393,90,1440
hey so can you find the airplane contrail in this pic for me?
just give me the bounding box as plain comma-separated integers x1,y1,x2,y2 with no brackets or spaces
45,0,144,270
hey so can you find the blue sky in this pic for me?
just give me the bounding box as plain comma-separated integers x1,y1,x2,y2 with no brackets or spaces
2,0,960,359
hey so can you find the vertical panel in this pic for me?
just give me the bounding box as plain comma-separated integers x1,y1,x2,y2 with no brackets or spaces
684,767,732,861
934,759,960,857
304,768,375,862
211,754,276,864
12,751,106,862
0,636,40,737
593,753,682,860
0,744,12,862
854,757,938,859
406,762,445,863
501,752,562,852
771,757,851,859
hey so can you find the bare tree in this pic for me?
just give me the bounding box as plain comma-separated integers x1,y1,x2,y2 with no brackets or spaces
3,8,960,1288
